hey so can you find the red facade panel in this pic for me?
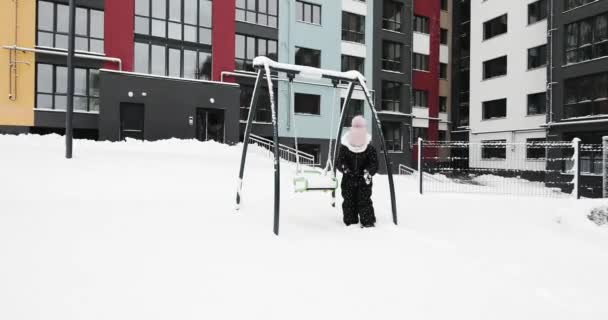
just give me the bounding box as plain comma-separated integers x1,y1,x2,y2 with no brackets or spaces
413,0,441,141
212,0,236,82
103,0,135,71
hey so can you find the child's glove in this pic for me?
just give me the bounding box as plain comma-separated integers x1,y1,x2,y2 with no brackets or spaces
364,170,372,185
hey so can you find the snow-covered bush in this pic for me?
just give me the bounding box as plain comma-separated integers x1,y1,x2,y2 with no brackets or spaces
588,206,608,226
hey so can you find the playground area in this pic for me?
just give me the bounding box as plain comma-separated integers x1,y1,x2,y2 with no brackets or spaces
1,134,608,320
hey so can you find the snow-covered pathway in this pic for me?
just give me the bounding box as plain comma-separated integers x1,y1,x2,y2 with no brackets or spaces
1,135,607,320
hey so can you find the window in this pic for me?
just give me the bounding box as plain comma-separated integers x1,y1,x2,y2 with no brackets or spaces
564,72,608,118
440,28,449,45
295,47,321,68
528,0,547,24
381,81,401,112
413,127,427,141
526,138,547,159
483,14,508,40
439,63,448,79
441,0,448,11
383,122,402,152
236,0,278,28
483,56,507,79
298,144,321,164
564,13,608,64
413,53,429,71
295,93,321,115
382,41,401,71
134,42,212,79
235,34,278,71
135,0,212,44
414,15,429,34
36,63,100,112
527,92,546,115
37,1,104,53
528,44,547,69
341,55,365,75
342,12,365,44
482,140,507,159
439,96,447,112
482,98,507,119
341,99,365,126
438,130,447,141
382,0,402,32
240,84,273,123
564,0,600,11
296,1,321,25
413,90,428,108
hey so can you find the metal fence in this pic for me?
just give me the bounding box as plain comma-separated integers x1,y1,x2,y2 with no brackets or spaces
415,138,607,198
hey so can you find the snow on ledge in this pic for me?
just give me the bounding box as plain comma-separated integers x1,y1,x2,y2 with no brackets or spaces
252,56,365,83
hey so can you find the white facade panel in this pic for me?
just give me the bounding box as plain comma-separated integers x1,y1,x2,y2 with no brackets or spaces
440,45,449,64
413,32,430,55
341,41,367,58
470,0,548,134
342,0,367,16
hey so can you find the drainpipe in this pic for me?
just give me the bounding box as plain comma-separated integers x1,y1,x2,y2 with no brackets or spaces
9,0,19,101
1,45,123,70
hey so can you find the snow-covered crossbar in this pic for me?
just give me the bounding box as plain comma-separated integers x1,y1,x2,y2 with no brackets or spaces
237,57,398,235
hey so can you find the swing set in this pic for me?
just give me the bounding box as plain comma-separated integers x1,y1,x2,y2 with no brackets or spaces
236,57,397,235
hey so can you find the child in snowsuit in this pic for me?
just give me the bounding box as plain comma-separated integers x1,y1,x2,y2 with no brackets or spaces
336,116,379,228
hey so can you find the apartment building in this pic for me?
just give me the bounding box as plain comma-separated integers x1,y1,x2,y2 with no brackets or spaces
467,0,549,170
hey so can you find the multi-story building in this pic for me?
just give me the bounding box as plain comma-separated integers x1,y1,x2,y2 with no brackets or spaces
451,0,470,141
547,0,608,143
467,0,549,170
1,0,458,173
372,0,413,170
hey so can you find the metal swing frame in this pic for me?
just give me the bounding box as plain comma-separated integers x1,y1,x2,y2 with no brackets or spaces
236,58,398,235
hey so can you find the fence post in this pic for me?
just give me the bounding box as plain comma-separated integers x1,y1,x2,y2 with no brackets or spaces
572,137,581,199
603,136,608,198
418,137,423,195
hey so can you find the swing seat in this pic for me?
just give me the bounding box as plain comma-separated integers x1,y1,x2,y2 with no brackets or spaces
293,168,338,193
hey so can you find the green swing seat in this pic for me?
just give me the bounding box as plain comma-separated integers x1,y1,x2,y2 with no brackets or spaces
293,167,338,193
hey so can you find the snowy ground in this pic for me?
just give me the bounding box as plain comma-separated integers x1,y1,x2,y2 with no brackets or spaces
1,134,607,320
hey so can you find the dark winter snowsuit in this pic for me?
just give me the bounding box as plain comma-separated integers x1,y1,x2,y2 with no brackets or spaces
335,142,379,226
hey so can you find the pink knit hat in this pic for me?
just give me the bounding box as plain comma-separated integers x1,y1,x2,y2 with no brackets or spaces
348,116,369,147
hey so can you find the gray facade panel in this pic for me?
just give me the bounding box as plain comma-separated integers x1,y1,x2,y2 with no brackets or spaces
34,110,98,129
98,71,240,143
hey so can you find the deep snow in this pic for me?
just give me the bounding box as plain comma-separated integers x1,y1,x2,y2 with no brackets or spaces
1,134,607,320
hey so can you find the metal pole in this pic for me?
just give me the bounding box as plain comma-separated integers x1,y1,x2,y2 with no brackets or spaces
236,70,264,209
65,0,76,159
573,138,581,199
603,136,607,198
332,82,355,207
360,82,398,225
418,137,423,195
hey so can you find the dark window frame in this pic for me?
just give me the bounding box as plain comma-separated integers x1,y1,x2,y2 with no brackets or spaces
295,47,321,68
482,98,507,120
564,71,608,118
134,40,212,80
294,93,321,115
382,0,403,32
37,1,104,53
342,11,365,44
482,140,507,160
134,0,213,45
295,0,322,25
381,81,401,112
483,14,508,40
414,15,429,34
413,53,429,71
413,90,428,108
383,122,403,152
564,13,608,65
527,92,547,115
382,41,402,71
526,138,547,159
235,0,279,28
528,0,548,25
528,44,548,69
35,63,100,112
235,34,278,72
483,55,507,80
341,55,365,75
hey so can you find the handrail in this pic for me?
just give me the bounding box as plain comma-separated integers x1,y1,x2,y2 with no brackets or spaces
249,134,316,166
399,164,443,182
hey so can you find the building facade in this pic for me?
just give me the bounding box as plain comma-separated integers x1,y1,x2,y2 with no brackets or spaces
1,0,462,172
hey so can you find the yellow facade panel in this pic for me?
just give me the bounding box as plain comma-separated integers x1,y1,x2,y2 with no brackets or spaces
0,0,36,126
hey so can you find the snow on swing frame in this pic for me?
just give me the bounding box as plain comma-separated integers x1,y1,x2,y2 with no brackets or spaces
235,57,398,235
